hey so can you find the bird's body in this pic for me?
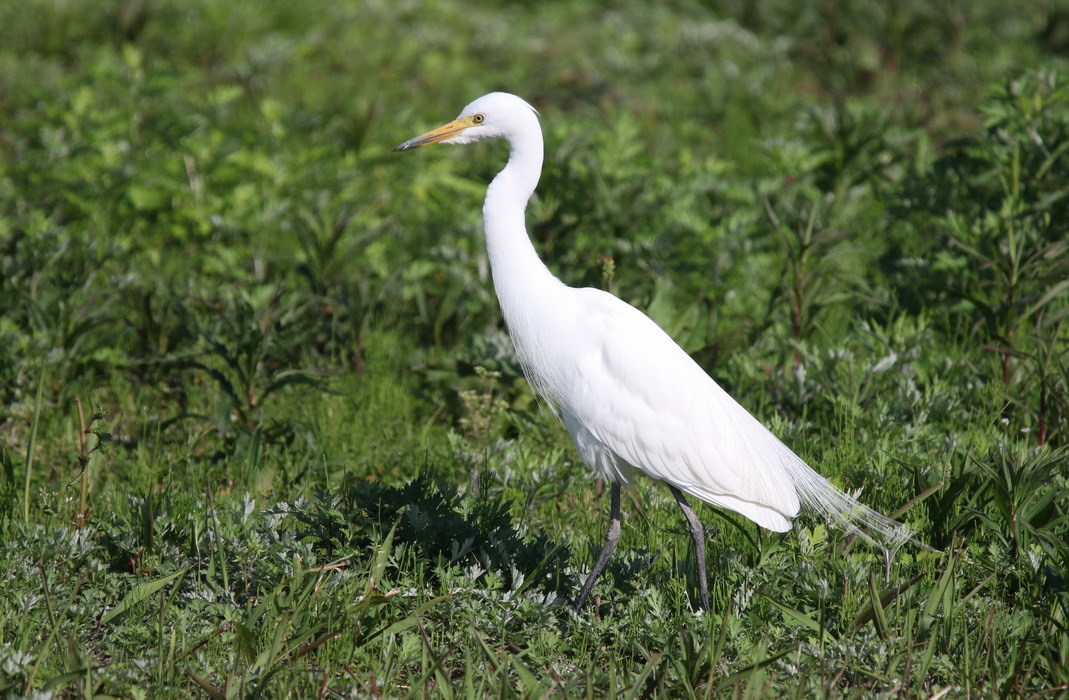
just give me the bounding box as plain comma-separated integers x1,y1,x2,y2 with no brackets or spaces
396,92,912,610
508,278,804,530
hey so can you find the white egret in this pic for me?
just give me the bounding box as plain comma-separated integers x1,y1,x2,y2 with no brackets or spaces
395,92,913,611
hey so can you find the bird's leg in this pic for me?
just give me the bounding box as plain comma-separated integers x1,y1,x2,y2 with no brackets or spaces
667,484,710,611
573,481,622,612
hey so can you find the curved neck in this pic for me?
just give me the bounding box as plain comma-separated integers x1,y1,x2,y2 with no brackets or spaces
482,130,560,314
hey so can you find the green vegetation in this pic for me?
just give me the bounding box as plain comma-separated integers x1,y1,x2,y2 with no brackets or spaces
2,0,1068,695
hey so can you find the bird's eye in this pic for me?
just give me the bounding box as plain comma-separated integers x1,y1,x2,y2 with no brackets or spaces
472,114,485,124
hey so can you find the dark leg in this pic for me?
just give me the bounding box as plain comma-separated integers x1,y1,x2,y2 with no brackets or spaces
667,484,710,611
573,482,622,611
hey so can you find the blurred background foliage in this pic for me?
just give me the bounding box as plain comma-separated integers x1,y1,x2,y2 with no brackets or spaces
0,0,1067,696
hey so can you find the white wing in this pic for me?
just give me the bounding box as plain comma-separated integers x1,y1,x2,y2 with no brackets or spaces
524,286,911,547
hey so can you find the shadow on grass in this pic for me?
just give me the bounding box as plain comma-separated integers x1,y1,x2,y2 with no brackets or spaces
285,474,575,598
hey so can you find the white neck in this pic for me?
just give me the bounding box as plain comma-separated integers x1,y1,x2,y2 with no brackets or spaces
482,129,562,324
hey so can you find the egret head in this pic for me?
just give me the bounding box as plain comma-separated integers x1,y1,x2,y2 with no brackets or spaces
394,92,539,151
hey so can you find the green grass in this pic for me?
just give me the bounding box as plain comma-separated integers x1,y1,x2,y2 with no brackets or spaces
2,0,1068,696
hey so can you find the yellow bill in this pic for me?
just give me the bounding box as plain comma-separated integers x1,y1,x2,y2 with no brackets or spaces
394,115,481,152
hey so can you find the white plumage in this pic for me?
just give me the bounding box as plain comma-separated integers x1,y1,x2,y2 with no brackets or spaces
396,92,912,610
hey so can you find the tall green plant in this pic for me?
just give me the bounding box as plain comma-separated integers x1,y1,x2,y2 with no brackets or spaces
892,71,1069,445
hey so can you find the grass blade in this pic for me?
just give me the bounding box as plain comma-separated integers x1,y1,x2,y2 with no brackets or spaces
867,570,890,640
102,567,191,626
22,366,45,524
757,591,822,635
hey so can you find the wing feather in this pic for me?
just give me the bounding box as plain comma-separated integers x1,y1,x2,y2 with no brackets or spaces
542,289,911,549
546,289,801,530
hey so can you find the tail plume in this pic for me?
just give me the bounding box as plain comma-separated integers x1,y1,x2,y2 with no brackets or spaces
791,461,918,554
